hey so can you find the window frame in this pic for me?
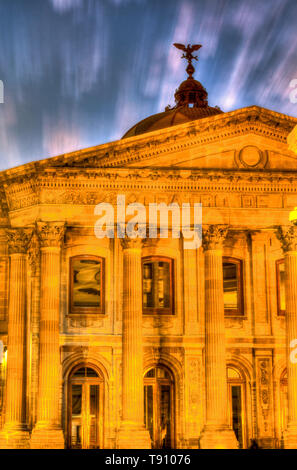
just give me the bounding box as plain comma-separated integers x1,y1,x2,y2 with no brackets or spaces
142,256,174,315
223,257,244,317
69,255,105,315
276,258,285,316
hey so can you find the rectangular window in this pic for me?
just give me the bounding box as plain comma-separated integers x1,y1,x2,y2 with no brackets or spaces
223,258,244,316
142,257,174,315
276,259,285,316
69,256,104,314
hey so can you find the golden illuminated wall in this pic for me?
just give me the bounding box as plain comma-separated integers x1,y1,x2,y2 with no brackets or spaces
0,106,297,448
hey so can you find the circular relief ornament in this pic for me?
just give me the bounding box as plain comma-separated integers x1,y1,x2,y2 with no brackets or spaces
235,145,268,168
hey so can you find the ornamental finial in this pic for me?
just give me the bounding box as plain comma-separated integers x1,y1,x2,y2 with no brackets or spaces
173,43,202,78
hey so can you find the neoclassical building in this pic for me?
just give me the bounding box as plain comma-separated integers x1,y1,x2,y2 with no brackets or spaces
1,46,297,449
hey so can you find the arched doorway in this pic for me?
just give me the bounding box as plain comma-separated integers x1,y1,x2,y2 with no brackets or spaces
67,365,104,449
144,366,175,449
227,366,247,448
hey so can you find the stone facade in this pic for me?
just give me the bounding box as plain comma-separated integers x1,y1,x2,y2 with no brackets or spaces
0,107,297,448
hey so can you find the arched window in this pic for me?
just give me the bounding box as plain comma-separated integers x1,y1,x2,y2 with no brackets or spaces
227,366,246,448
276,259,285,316
144,366,175,449
67,364,104,449
69,255,105,314
142,257,174,315
223,258,244,316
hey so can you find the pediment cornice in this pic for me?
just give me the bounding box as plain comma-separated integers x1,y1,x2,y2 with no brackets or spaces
0,106,295,186
49,106,296,169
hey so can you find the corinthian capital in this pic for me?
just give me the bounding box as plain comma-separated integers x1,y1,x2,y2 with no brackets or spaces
6,228,32,255
37,221,66,248
275,225,297,253
120,236,143,251
202,224,229,251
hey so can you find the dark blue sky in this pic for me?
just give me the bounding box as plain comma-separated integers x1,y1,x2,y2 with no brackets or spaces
0,0,297,170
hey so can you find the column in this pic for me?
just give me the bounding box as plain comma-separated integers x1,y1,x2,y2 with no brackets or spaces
27,231,41,428
199,225,238,449
117,237,151,449
30,222,65,449
0,229,31,448
275,225,297,448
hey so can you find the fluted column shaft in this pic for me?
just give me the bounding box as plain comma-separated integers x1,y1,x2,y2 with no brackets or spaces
117,237,151,449
285,252,297,424
0,229,31,448
6,253,27,426
28,232,41,427
122,243,143,424
31,222,65,449
37,246,61,425
204,247,229,425
276,225,297,447
200,225,237,449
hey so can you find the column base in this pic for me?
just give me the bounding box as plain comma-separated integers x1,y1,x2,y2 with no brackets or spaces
199,424,238,449
30,425,65,449
117,422,151,449
0,424,30,449
283,423,297,449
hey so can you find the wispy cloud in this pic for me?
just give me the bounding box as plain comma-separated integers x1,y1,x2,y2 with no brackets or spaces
0,0,297,170
49,0,83,13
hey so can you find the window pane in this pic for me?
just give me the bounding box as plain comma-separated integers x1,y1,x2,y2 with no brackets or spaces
160,385,171,449
231,385,243,449
72,384,82,415
142,259,172,312
144,385,154,442
223,263,238,311
71,384,82,448
145,369,155,378
73,367,86,377
143,263,154,308
86,367,98,377
157,262,170,308
72,258,101,309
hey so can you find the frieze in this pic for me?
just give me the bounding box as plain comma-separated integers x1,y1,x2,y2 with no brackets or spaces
4,163,297,212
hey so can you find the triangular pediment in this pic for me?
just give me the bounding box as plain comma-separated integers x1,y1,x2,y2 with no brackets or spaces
39,105,296,172
1,106,297,181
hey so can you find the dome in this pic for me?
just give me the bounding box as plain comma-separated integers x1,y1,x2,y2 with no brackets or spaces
122,104,223,138
122,43,223,139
